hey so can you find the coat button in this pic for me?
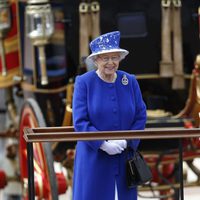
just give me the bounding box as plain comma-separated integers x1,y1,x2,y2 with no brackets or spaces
113,108,117,113
111,96,116,101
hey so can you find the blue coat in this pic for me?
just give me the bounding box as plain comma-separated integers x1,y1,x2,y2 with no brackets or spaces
72,70,146,200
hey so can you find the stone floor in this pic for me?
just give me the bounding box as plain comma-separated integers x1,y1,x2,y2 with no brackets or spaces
138,187,200,200
0,180,199,200
138,159,200,200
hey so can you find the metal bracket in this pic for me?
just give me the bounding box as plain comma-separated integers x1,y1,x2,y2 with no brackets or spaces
172,0,181,7
161,0,171,8
91,1,100,12
79,2,89,13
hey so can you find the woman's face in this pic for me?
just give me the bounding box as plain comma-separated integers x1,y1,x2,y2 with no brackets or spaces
95,52,121,75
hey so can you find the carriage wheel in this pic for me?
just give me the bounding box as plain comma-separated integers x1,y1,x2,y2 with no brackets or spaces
19,98,58,200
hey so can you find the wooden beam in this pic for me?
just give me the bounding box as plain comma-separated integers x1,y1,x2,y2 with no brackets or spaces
23,127,200,142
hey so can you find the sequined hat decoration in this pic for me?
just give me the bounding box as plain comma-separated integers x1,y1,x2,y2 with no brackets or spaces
86,31,129,63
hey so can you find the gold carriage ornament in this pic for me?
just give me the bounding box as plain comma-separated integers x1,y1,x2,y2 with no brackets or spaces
0,0,11,76
25,0,54,85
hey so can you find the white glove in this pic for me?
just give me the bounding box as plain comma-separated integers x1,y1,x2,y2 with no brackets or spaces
108,140,127,149
100,141,124,155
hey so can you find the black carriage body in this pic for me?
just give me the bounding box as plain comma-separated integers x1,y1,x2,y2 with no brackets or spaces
18,0,200,123
63,0,200,160
64,0,200,74
64,0,200,114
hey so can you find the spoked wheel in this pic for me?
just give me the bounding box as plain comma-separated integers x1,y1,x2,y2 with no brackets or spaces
19,98,58,200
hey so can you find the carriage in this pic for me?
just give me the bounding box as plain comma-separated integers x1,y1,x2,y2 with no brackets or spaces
0,0,200,199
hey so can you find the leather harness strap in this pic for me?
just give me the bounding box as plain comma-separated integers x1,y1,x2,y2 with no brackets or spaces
91,1,100,40
160,0,174,77
79,0,90,64
172,0,185,89
79,0,100,67
160,0,185,89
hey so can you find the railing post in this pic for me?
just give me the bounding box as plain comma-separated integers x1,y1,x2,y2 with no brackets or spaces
27,142,35,200
179,139,184,200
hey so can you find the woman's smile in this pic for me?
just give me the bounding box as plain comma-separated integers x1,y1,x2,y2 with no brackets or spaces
105,65,116,72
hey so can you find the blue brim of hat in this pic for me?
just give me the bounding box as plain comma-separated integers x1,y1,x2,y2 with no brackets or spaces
86,48,129,63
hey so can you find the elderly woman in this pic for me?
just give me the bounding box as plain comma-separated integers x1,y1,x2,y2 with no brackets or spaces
72,31,146,200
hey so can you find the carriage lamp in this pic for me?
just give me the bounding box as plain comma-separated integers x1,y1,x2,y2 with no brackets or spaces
0,0,11,76
25,0,54,85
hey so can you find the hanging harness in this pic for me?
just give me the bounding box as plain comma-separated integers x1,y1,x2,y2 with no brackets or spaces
79,0,100,69
160,0,185,89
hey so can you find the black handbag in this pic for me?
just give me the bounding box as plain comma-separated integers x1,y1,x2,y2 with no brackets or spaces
126,148,152,188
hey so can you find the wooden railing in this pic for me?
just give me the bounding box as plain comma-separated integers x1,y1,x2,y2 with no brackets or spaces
24,126,200,142
24,126,200,200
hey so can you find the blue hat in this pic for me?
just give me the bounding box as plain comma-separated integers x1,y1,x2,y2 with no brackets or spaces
86,31,129,62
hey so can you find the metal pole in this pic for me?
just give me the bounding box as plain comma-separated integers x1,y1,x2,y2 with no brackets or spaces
179,139,184,200
27,142,35,200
